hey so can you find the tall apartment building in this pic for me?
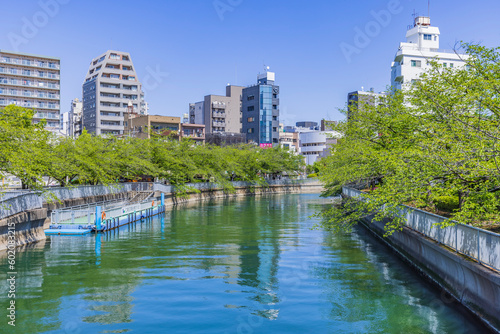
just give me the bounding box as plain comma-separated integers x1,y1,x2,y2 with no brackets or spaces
0,50,61,132
241,71,280,147
82,50,146,136
189,85,244,134
391,16,467,90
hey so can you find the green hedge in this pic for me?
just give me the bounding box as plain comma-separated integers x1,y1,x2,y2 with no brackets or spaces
434,196,459,212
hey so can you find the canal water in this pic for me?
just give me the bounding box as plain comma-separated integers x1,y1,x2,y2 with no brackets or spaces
1,193,488,333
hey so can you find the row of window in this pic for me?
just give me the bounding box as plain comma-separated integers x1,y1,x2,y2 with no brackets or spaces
246,127,278,134
101,73,136,80
93,53,130,66
0,99,59,109
246,93,278,101
0,88,58,99
423,34,438,41
246,105,278,112
0,56,59,69
0,67,59,79
0,77,60,89
410,60,455,68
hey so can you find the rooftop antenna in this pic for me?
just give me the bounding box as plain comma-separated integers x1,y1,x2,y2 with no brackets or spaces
428,0,430,17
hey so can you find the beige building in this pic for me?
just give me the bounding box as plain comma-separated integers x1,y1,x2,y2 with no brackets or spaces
124,113,205,143
0,50,61,132
279,125,299,152
124,114,180,139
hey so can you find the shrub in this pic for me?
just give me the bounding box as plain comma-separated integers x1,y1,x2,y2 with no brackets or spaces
434,195,459,212
307,173,318,178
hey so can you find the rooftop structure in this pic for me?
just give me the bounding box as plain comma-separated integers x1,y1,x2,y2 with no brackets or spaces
391,16,467,90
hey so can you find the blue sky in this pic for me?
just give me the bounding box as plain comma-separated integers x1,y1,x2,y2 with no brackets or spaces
1,0,499,125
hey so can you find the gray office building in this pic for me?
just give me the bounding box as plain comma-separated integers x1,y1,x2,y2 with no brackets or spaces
82,50,146,136
241,71,280,147
189,85,244,134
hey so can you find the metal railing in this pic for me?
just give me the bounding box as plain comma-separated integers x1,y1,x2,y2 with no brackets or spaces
343,187,500,272
0,180,316,220
42,183,153,203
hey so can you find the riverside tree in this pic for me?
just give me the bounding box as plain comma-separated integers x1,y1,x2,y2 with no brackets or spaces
0,107,304,192
317,43,500,233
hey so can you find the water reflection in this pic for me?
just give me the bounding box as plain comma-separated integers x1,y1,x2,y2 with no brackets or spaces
0,194,489,334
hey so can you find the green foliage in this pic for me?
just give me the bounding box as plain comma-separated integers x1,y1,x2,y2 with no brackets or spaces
307,173,318,178
0,107,304,194
318,43,500,233
433,196,459,212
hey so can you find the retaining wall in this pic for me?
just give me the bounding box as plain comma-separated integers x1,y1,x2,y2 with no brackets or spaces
1,180,323,251
0,208,48,252
353,213,500,333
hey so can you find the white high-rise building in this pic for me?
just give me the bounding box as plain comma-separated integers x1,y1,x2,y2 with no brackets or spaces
82,50,147,136
0,50,61,132
391,16,467,90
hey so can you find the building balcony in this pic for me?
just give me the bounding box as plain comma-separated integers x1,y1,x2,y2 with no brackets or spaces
100,123,123,131
212,112,225,118
98,106,125,113
100,114,122,122
212,121,225,127
0,57,60,70
0,91,59,100
212,102,226,109
0,68,60,80
0,79,60,90
33,112,59,120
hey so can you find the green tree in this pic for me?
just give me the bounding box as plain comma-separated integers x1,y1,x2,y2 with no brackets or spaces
318,43,500,233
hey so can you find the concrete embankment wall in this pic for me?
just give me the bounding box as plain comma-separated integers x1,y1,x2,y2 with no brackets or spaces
1,180,323,252
162,181,323,206
360,216,500,333
0,208,49,252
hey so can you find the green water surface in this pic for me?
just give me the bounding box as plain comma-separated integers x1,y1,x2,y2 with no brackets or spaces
0,193,488,333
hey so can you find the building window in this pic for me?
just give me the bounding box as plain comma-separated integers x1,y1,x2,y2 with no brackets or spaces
247,128,254,134
273,105,277,110
247,95,254,101
272,127,277,132
273,94,277,98
434,36,437,41
423,34,432,41
272,116,277,121
443,63,447,68
247,117,255,123
411,60,421,67
450,63,454,68
247,106,254,112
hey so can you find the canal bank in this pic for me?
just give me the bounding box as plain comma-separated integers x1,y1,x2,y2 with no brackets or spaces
0,179,323,251
342,187,500,333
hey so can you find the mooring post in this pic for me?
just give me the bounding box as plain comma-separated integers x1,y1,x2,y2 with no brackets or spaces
96,206,102,231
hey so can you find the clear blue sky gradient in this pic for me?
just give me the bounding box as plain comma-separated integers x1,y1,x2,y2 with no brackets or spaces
1,0,499,125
